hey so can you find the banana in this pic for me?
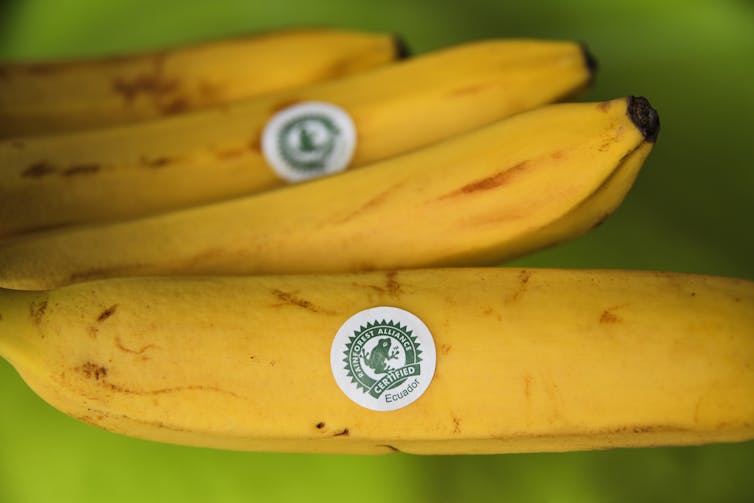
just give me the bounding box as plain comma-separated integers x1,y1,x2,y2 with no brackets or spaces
0,97,658,291
0,28,407,138
0,39,595,238
0,268,751,454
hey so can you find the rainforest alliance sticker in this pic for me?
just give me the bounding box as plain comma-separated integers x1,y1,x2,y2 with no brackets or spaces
331,306,436,411
261,101,356,182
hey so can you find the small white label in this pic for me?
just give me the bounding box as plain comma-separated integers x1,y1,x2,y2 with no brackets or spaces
261,101,357,182
330,306,436,412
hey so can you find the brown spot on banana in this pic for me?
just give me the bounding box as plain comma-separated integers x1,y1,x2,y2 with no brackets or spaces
114,336,156,357
160,97,190,115
214,147,248,160
384,271,401,297
333,428,350,437
438,161,529,199
600,310,622,324
452,416,462,434
140,156,174,168
79,362,108,380
22,161,56,178
111,55,180,104
248,134,262,153
271,289,334,314
62,164,100,176
504,270,531,304
29,298,48,326
378,444,400,452
22,161,101,178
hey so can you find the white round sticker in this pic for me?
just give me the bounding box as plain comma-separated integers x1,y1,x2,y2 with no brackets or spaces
261,101,357,182
330,306,436,412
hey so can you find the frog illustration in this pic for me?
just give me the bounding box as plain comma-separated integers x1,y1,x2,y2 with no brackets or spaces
361,338,400,374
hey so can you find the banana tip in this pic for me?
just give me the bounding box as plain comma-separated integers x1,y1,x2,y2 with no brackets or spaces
628,96,660,142
393,34,411,60
580,42,598,81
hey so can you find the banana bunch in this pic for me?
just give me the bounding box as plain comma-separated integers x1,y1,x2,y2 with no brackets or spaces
0,96,654,290
0,28,407,137
0,38,593,238
1,30,752,456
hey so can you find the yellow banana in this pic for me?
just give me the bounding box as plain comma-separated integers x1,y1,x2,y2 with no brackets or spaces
0,97,658,291
0,268,751,454
0,39,595,238
0,28,407,138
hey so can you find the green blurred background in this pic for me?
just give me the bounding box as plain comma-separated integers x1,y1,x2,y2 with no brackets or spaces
1,0,753,501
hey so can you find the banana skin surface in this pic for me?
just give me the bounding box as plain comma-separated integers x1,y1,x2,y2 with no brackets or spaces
0,39,594,237
0,28,406,137
0,268,752,454
0,97,657,290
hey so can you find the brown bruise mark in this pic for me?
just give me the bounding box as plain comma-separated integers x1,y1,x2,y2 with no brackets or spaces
115,336,156,357
316,422,326,430
600,310,621,324
334,428,350,437
452,416,462,434
438,161,529,200
62,164,101,176
88,326,99,339
248,134,262,153
332,183,403,225
550,151,565,160
599,304,627,324
160,97,190,115
439,343,452,355
214,147,247,160
378,444,401,452
111,56,180,104
597,101,612,112
271,289,333,314
384,271,401,297
448,82,490,97
79,362,108,380
140,156,173,168
29,298,48,326
22,161,56,178
504,270,531,304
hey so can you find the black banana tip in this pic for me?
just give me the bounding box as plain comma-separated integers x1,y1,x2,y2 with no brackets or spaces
627,96,660,143
580,43,598,81
392,34,411,60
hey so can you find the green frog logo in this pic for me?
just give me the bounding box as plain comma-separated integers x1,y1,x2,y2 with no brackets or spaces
361,338,400,374
278,114,340,172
